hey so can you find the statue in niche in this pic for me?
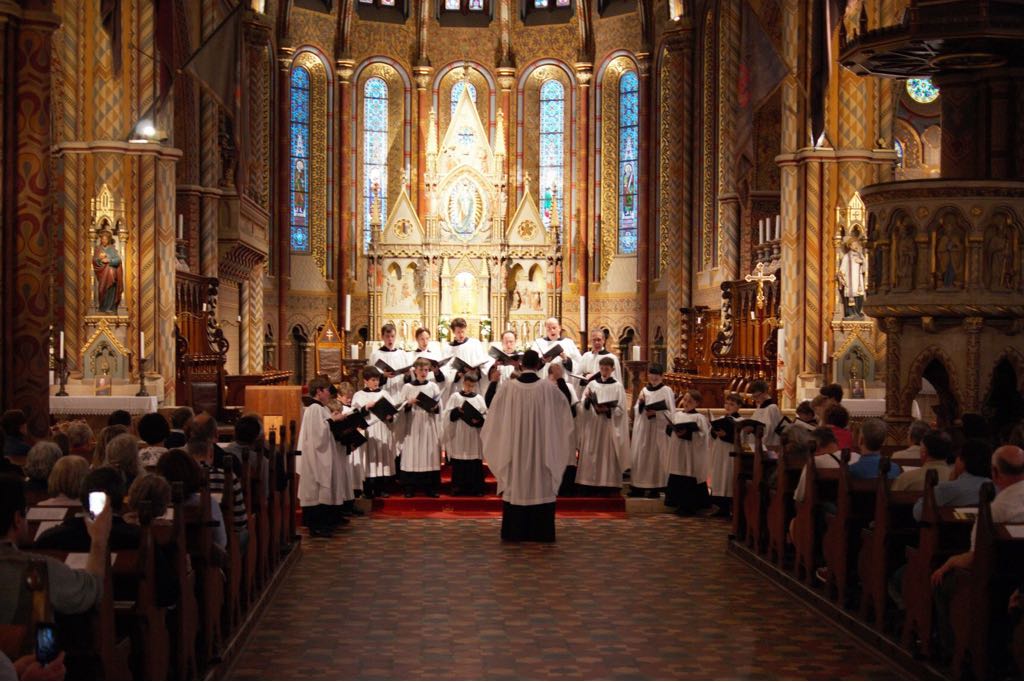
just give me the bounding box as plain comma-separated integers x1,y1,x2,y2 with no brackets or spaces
837,232,867,319
384,270,399,307
984,216,1016,291
447,178,479,237
894,217,917,290
935,214,965,288
93,229,124,313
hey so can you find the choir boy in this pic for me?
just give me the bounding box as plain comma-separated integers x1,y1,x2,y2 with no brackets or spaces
442,317,492,403
297,376,355,537
398,358,443,497
575,356,628,495
351,367,397,499
370,323,411,403
578,329,623,386
442,371,488,496
547,363,580,496
748,379,783,454
664,389,711,515
708,392,742,516
629,364,674,498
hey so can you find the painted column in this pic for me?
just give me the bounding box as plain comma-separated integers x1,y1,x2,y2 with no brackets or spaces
636,52,652,357
413,65,433,219
575,62,592,333
276,51,294,367
716,0,740,280
497,67,515,223
337,58,355,331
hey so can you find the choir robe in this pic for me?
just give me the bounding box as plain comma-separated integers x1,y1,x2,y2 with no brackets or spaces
351,388,398,478
708,414,739,498
481,371,573,541
630,384,675,489
749,399,783,453
551,378,580,496
441,337,493,403
577,349,623,385
340,405,365,489
575,378,629,489
530,336,583,379
396,380,442,491
664,410,710,512
296,400,354,523
442,391,488,495
370,345,412,403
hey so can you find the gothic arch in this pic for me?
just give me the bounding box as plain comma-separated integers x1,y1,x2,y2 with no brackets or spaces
900,346,963,418
433,61,497,145
983,346,1024,398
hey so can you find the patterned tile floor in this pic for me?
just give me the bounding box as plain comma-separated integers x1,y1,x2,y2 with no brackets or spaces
228,515,907,680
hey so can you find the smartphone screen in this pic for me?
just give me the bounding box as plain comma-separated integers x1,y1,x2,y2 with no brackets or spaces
35,622,59,665
87,491,107,520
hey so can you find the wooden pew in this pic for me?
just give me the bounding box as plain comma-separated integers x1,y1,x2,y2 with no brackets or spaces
265,432,282,575
857,458,922,630
220,457,242,635
900,470,974,658
247,444,270,593
949,483,1024,678
286,421,300,541
183,482,224,667
155,484,198,680
736,421,771,553
821,453,878,607
767,446,808,566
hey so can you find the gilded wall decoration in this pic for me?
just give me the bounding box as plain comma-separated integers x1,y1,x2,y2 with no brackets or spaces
597,54,636,281
244,35,272,210
510,21,580,67
292,50,330,277
700,7,716,270
288,7,338,53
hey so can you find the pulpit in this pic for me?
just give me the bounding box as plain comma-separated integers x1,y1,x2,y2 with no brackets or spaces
244,386,304,443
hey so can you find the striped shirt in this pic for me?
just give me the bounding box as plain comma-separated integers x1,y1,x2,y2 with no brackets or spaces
205,464,247,530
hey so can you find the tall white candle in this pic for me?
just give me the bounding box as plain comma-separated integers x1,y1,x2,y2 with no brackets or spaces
758,219,765,244
350,344,360,359
579,296,586,333
177,214,184,240
775,215,781,241
59,331,64,359
822,340,828,365
631,345,641,362
344,294,352,331
140,331,145,359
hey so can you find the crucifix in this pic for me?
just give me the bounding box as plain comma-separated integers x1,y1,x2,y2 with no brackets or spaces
744,262,776,310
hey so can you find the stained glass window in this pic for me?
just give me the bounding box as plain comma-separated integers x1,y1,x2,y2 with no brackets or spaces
534,0,548,6
468,0,484,9
894,139,904,167
618,70,639,254
538,79,564,232
555,0,570,5
906,77,939,104
445,0,460,8
290,66,311,252
451,81,477,114
363,77,389,251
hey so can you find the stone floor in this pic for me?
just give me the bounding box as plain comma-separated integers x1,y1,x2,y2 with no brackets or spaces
227,515,907,680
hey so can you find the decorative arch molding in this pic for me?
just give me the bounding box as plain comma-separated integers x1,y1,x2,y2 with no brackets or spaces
899,345,964,417
982,346,1024,398
594,50,640,280
893,118,922,176
352,56,414,253
290,47,335,277
432,60,497,145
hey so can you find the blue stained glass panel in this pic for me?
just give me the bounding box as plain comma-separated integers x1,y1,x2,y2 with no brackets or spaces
535,0,549,6
451,81,477,115
290,66,311,252
906,77,939,104
538,80,564,231
363,77,389,251
617,70,638,255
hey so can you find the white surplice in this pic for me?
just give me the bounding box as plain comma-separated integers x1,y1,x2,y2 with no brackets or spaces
396,381,442,472
708,414,739,497
481,372,573,505
577,349,623,385
351,388,398,478
665,411,710,480
370,346,412,403
575,378,629,487
441,338,493,403
749,399,784,452
530,336,583,379
296,401,353,506
442,391,488,460
630,384,675,488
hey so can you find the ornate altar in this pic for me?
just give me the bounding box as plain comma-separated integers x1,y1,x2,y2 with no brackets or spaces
366,75,561,345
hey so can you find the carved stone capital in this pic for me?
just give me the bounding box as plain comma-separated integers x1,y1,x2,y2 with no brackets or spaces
573,62,593,85
496,67,516,91
636,52,652,77
336,58,356,83
963,316,984,333
413,65,433,90
882,316,902,336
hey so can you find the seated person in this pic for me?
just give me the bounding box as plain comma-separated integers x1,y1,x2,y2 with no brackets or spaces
124,473,173,525
39,456,90,507
166,407,193,449
107,410,132,428
64,422,94,459
91,424,128,468
221,414,267,498
137,412,170,470
0,474,110,623
793,427,857,503
104,433,140,488
823,404,854,450
187,438,247,536
2,409,32,460
892,419,930,462
892,429,953,492
848,418,900,480
24,441,62,503
912,438,991,521
156,449,227,548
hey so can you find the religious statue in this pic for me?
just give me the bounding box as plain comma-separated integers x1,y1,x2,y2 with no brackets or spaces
935,215,964,288
837,234,867,319
292,159,307,217
894,218,917,291
448,178,478,236
984,216,1016,291
93,229,124,313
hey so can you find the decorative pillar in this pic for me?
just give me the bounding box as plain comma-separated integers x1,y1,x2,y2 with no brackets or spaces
497,67,515,222
575,62,592,328
413,65,433,218
636,52,652,357
276,50,294,367
337,58,355,328
149,149,182,401
963,316,984,413
246,262,266,373
883,316,902,415
716,0,740,280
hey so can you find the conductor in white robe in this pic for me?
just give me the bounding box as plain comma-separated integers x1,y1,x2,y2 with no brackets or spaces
530,317,583,379
482,350,573,542
297,376,355,537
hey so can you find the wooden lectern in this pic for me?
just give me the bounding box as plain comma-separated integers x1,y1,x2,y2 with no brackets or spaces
244,385,304,443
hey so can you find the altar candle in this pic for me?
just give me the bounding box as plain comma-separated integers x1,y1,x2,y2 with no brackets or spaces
344,294,351,331
59,331,64,359
177,214,184,240
140,331,145,359
350,344,360,359
758,219,765,244
775,215,781,241
822,340,828,365
631,345,641,362
579,296,586,333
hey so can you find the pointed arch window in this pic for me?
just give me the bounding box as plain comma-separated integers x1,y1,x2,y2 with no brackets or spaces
618,70,639,254
439,0,491,26
290,66,311,252
363,77,389,251
451,80,477,115
538,79,565,233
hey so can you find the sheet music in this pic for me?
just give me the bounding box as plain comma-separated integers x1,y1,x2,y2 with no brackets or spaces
27,507,68,522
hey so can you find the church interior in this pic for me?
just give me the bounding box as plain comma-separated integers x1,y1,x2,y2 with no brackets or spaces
2,0,1024,679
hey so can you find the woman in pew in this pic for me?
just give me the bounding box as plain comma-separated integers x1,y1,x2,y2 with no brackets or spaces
24,442,62,505
91,424,128,468
124,473,173,525
39,456,90,507
156,449,228,549
105,433,141,488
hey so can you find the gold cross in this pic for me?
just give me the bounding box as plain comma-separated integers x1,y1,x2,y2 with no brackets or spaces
744,262,777,310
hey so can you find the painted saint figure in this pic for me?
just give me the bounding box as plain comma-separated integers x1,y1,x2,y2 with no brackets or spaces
93,230,123,313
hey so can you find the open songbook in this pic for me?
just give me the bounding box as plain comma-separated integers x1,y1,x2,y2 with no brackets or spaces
450,356,488,374
488,346,522,364
665,413,702,439
414,391,440,411
414,351,452,369
457,401,486,428
367,396,399,421
709,416,737,443
375,358,415,375
585,383,619,418
641,399,669,414
328,411,370,448
540,343,564,361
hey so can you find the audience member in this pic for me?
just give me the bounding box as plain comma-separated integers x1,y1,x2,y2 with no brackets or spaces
105,433,140,487
40,456,90,506
793,427,856,503
823,404,854,450
64,422,94,458
913,438,992,521
892,429,954,492
847,418,900,480
810,394,830,425
125,473,172,524
137,413,170,469
892,419,930,462
0,649,66,681
166,407,193,448
156,449,226,548
35,467,137,550
222,414,267,498
187,437,247,532
24,441,63,502
52,431,70,458
107,410,132,428
2,409,31,459
960,412,991,443
91,424,128,467
819,383,844,406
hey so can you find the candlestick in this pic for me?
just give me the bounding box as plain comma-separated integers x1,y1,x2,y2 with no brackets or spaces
822,340,828,365
758,219,765,244
136,355,149,397
344,294,351,331
631,345,641,362
59,331,64,360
